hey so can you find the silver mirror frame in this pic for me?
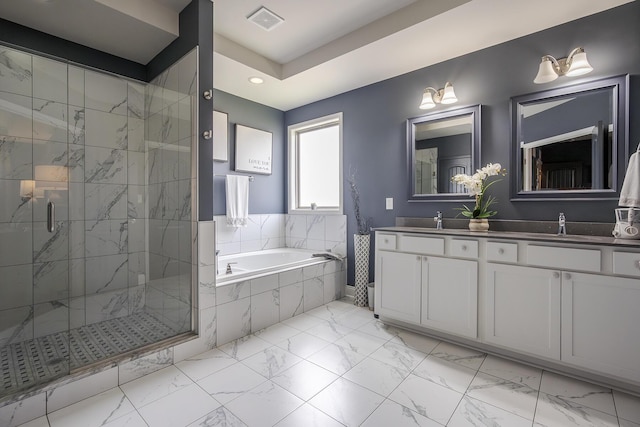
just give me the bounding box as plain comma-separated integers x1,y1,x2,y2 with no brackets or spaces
511,75,629,201
407,104,481,201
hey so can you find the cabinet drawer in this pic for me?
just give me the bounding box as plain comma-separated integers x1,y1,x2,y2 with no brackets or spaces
400,235,444,255
486,241,518,263
613,251,640,277
527,245,601,272
450,239,478,258
377,233,397,250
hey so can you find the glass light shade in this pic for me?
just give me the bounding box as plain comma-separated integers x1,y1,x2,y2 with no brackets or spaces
419,91,436,109
440,84,457,104
533,57,559,84
565,51,593,77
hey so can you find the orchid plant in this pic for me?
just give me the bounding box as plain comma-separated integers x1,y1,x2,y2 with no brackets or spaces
452,163,506,219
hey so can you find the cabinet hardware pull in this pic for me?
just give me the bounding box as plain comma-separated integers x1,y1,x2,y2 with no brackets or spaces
47,202,55,233
498,248,505,255
462,245,467,251
635,260,640,270
419,256,425,261
564,273,572,280
384,239,389,244
553,272,560,279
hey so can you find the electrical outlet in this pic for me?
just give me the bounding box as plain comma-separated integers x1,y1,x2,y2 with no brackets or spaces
386,198,393,210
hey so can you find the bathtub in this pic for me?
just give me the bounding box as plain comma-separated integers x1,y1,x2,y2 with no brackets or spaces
216,248,341,285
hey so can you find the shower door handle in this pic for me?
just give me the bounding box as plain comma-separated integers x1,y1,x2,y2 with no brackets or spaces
47,202,55,232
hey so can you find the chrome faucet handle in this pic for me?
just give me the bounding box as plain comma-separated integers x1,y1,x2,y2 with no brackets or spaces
434,211,443,230
225,262,237,274
557,213,567,236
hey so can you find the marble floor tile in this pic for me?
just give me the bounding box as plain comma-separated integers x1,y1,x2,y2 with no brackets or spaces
620,420,640,427
242,346,303,379
16,417,49,427
357,320,402,340
333,329,388,356
430,341,486,370
120,365,193,408
533,391,619,427
479,354,542,390
102,411,149,427
188,407,247,427
271,360,338,400
48,387,136,427
388,373,463,425
280,313,324,331
448,395,531,427
343,357,410,396
218,334,272,360
137,383,220,427
175,348,237,381
309,377,385,427
306,343,366,375
466,372,539,420
253,323,300,344
412,355,477,393
369,341,426,371
225,381,303,427
390,329,441,354
360,399,442,427
197,362,267,404
305,320,353,342
614,390,640,424
332,310,376,329
539,371,616,416
276,331,331,358
274,403,344,427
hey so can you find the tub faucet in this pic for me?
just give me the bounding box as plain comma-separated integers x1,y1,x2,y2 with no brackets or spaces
225,262,237,275
434,211,443,230
557,213,567,236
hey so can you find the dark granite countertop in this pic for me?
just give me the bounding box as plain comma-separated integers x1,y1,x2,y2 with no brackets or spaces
373,217,640,248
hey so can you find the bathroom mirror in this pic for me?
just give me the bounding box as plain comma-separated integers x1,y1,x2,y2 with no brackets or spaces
511,75,628,200
408,105,481,201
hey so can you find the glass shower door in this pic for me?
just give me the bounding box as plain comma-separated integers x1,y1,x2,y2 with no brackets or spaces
0,46,71,398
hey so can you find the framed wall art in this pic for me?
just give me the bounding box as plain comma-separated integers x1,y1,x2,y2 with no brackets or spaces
235,124,272,175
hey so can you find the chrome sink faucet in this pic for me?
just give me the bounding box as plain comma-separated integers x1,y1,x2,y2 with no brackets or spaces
434,211,443,230
557,212,567,236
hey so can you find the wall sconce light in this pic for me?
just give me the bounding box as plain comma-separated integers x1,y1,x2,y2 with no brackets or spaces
533,47,593,84
419,82,458,109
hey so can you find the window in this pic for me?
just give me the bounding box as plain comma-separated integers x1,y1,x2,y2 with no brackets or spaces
288,113,343,214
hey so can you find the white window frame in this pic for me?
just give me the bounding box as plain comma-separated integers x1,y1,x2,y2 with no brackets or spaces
288,112,343,214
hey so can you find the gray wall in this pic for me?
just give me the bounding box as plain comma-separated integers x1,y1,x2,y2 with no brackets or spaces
284,2,640,284
213,90,286,215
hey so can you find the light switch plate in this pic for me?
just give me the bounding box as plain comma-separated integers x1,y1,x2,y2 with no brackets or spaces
386,198,393,210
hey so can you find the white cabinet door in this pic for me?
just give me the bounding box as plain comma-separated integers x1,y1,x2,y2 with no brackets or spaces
485,263,561,359
562,272,640,382
375,251,422,324
421,257,478,338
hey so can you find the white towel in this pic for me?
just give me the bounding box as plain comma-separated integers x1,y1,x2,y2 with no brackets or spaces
619,147,640,207
226,175,249,227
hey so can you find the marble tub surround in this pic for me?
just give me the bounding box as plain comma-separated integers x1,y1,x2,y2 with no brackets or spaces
214,213,347,257
397,216,616,237
9,299,640,427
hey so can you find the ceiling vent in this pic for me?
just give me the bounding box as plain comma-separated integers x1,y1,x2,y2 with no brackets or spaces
247,6,284,31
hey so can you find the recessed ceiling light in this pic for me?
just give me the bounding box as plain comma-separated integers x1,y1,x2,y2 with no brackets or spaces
249,76,264,85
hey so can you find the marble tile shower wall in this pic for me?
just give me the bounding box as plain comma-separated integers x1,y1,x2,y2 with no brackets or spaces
0,45,148,345
145,49,197,334
214,214,347,256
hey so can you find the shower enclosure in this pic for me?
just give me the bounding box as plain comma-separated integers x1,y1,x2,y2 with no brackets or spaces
0,45,197,399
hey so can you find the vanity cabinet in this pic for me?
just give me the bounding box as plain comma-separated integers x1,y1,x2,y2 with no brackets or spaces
562,272,640,383
374,229,640,391
375,250,422,323
422,256,477,338
485,263,560,359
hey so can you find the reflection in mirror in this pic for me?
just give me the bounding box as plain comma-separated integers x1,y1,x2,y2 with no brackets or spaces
512,76,628,199
408,105,480,200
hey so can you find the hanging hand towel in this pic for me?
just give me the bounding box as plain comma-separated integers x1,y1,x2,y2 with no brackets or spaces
226,175,249,227
619,144,640,207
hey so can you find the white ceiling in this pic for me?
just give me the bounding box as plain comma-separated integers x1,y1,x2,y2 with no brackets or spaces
0,0,632,111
